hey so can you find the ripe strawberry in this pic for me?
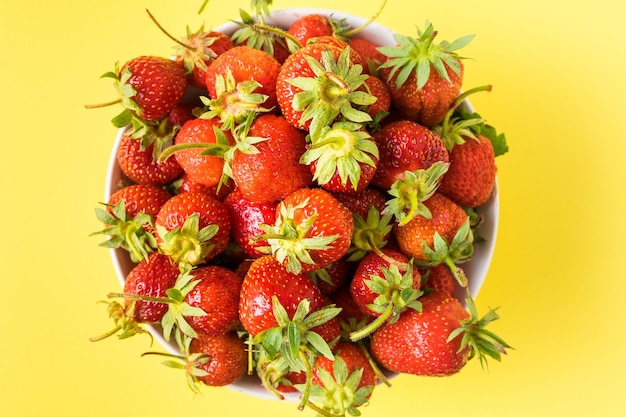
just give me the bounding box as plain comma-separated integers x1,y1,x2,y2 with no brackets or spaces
310,341,376,414
231,114,313,203
171,117,235,188
420,264,457,298
300,121,379,193
259,187,354,274
155,191,231,268
188,331,248,387
223,188,278,258
371,119,449,191
378,23,473,127
230,8,291,64
90,252,179,341
116,132,183,186
183,265,242,337
349,37,387,70
175,172,235,202
361,74,391,121
370,291,510,376
276,41,375,139
332,187,387,219
205,45,282,111
308,257,353,295
287,13,334,45
92,184,171,262
106,55,188,123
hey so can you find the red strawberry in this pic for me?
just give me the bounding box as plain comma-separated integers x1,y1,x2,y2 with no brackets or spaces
175,172,235,202
230,9,291,64
378,23,473,127
188,331,248,387
310,342,376,414
276,40,375,139
300,121,379,193
420,264,457,298
184,265,242,337
90,252,179,342
223,188,278,258
171,117,235,188
349,37,387,70
116,132,183,186
371,119,449,191
370,291,510,376
287,14,334,45
109,55,188,123
155,191,231,268
308,257,353,295
259,187,354,274
231,114,313,203
332,187,387,219
205,45,281,111
361,74,391,120
93,184,171,262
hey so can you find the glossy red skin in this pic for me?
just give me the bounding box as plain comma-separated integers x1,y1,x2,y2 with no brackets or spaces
122,252,179,323
370,291,470,376
349,249,420,317
189,331,247,386
174,117,235,187
371,119,449,191
312,341,376,395
331,187,387,219
231,114,312,203
362,75,391,119
329,284,370,324
223,188,278,258
166,101,199,127
205,45,281,110
310,257,353,295
438,135,497,208
120,56,188,122
108,184,172,221
175,30,234,89
279,188,354,273
287,14,333,46
177,173,235,202
420,264,456,298
349,37,387,69
184,265,242,337
155,191,231,262
238,256,328,336
380,59,463,127
117,134,183,186
393,192,467,261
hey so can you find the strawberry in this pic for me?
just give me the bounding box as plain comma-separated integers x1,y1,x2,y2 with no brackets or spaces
308,257,353,295
371,119,449,191
287,13,334,46
420,264,457,298
258,187,354,274
309,342,376,415
116,132,183,186
90,252,179,341
370,291,510,376
348,249,422,340
332,187,387,219
104,55,188,124
230,8,291,64
155,191,231,268
188,331,248,387
378,23,473,127
361,74,391,121
276,40,375,139
349,37,387,71
392,192,472,286
92,184,171,262
205,45,282,111
183,265,242,337
223,188,278,258
300,121,379,193
231,113,313,203
174,172,235,202
170,117,235,188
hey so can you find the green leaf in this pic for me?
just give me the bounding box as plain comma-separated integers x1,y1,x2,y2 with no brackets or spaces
306,331,334,360
262,327,282,359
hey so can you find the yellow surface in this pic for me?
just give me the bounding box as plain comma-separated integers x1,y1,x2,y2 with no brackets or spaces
1,0,624,416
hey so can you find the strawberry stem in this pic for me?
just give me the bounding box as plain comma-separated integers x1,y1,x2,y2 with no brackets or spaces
344,0,388,37
252,23,303,49
297,350,314,411
355,339,391,387
84,98,123,109
348,302,394,342
145,9,196,52
107,292,173,304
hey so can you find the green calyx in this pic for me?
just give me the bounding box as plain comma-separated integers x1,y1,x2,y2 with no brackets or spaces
300,121,378,190
253,297,341,409
303,356,374,417
346,205,393,262
257,198,339,274
384,161,450,226
289,47,376,139
91,199,158,263
175,24,219,73
89,299,151,342
349,261,423,342
232,8,301,57
416,218,475,287
377,21,474,90
156,212,219,270
200,70,272,131
448,290,512,369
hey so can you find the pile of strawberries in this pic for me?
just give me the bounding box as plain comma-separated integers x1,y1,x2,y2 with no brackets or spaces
89,1,510,415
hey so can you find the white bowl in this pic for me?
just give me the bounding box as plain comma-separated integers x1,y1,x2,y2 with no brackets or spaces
104,8,499,400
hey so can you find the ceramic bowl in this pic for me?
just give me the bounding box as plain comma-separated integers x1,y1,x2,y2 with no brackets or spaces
105,8,499,400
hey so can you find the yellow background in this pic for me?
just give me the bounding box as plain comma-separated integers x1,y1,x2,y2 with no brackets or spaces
1,0,624,416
